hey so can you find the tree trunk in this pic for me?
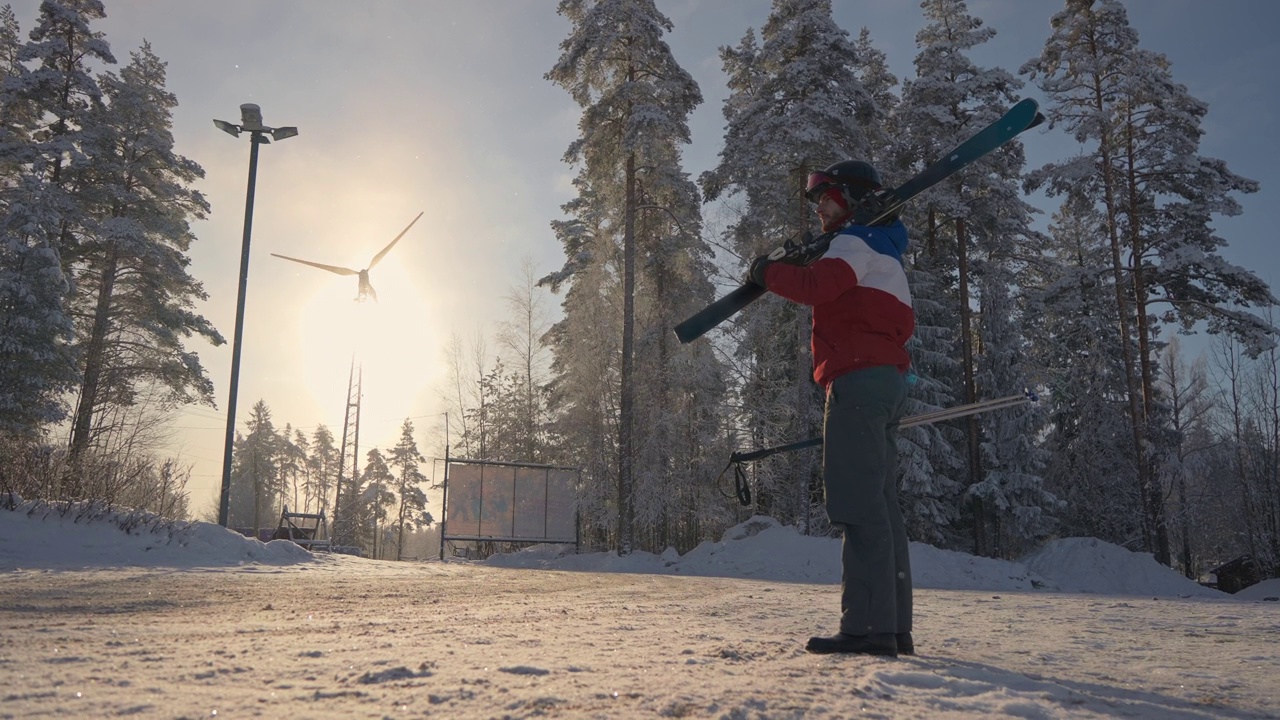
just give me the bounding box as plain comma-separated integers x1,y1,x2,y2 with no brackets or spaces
618,138,637,555
956,218,985,555
68,248,121,482
1089,69,1152,560
1123,112,1172,565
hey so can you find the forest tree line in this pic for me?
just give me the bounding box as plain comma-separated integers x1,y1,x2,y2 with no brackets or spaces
2,0,1279,581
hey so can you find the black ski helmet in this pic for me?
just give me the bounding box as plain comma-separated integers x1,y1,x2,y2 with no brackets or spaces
805,159,882,204
823,160,881,190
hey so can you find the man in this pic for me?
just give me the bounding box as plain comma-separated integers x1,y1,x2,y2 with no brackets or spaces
746,160,915,657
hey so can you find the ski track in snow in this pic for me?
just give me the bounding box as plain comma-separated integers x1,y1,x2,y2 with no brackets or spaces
1,508,1278,718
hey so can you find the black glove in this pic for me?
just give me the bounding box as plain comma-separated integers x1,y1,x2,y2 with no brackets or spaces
744,254,773,287
747,229,837,286
774,231,816,266
772,230,836,267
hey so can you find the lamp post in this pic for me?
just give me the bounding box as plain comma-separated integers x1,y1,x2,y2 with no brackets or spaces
214,104,298,527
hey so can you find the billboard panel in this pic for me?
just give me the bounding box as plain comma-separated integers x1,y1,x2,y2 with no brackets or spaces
445,460,576,543
512,466,547,539
478,464,513,538
545,468,577,542
444,462,483,537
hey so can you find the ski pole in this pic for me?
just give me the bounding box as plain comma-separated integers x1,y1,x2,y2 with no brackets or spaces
720,390,1038,505
729,391,1036,464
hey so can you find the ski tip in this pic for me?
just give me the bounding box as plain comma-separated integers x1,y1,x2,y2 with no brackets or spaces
1027,112,1047,131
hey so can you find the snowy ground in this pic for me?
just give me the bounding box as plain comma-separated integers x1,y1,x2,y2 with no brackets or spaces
1,504,1277,719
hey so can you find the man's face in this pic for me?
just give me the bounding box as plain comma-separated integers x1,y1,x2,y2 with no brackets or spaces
815,190,851,232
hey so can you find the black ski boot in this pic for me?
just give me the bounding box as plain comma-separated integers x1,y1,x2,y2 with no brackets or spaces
805,632,897,657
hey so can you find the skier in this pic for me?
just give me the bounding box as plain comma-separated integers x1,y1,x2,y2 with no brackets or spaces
745,160,915,657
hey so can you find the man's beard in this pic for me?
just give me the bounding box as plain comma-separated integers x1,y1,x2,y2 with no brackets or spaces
820,212,850,232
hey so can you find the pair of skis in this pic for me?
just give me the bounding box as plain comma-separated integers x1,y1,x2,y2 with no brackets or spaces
673,98,1045,344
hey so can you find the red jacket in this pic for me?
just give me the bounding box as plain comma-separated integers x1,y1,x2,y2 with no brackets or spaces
763,220,914,387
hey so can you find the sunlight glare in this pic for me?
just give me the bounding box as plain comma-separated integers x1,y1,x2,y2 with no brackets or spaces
295,261,440,447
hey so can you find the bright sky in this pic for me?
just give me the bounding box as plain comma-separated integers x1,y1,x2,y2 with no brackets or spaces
14,1,1279,517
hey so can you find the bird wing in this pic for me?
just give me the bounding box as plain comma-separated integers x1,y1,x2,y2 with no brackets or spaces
368,211,424,269
270,253,359,276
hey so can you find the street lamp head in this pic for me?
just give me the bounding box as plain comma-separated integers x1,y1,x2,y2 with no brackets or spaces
239,103,264,131
271,126,299,142
213,119,240,137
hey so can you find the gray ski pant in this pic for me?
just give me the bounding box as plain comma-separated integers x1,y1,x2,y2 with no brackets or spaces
822,365,911,637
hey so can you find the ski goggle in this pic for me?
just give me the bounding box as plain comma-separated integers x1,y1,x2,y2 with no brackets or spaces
804,171,879,203
804,171,841,203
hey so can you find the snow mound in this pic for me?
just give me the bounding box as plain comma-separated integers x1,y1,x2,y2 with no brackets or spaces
672,516,839,582
0,500,316,570
1022,537,1224,598
911,542,1050,591
486,517,1048,590
1233,578,1280,601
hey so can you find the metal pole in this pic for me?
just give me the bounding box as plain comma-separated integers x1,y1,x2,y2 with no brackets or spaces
439,412,449,560
217,132,263,527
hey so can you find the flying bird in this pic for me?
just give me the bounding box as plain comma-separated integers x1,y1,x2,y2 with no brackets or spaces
272,212,423,302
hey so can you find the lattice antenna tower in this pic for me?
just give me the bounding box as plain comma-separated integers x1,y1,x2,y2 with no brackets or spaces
330,358,363,547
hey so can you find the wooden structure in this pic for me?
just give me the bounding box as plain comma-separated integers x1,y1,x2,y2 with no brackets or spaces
272,506,331,552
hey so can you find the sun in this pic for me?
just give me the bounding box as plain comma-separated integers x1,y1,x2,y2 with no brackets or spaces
294,260,440,448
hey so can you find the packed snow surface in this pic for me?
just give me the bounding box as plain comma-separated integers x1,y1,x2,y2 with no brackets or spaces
2,503,1277,718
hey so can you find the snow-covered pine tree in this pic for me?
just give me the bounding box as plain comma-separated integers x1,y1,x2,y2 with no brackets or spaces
627,129,729,553
307,424,338,516
546,0,718,554
358,448,397,559
1022,0,1276,565
292,427,312,512
227,400,279,532
970,266,1056,557
0,6,19,76
700,0,877,533
539,226,619,549
0,175,78,435
894,0,1047,555
388,419,429,561
897,274,964,546
276,423,305,512
64,42,223,468
3,0,113,189
850,27,896,162
0,0,113,438
0,4,34,159
2,0,112,286
1024,201,1140,545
